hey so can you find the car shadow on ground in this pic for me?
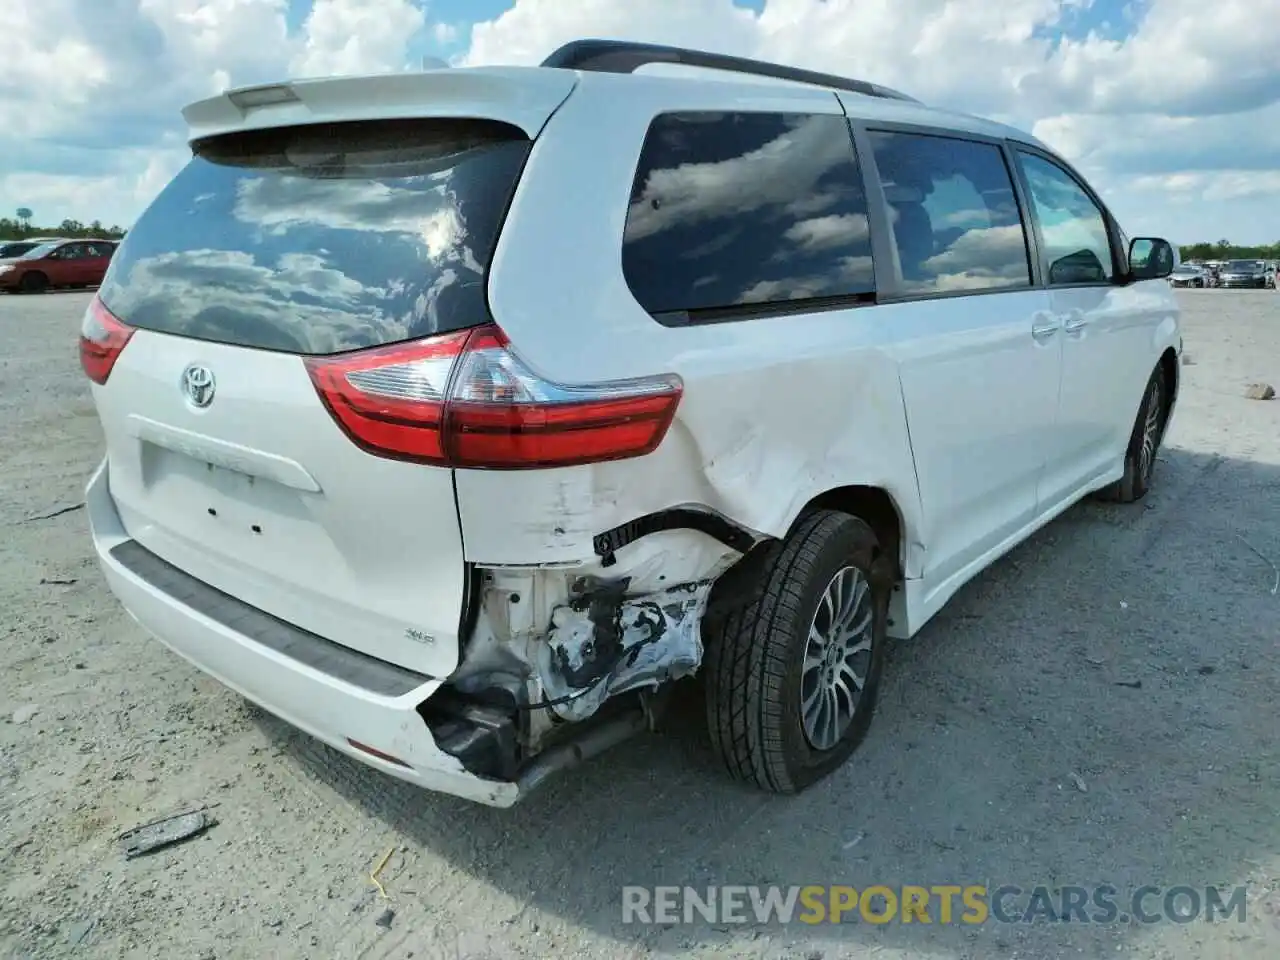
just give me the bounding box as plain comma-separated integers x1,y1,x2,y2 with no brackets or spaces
257,445,1280,957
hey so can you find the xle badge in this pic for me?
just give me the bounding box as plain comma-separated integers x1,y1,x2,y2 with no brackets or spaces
405,628,435,645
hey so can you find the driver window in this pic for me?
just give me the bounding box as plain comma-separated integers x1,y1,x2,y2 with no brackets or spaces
1015,151,1115,285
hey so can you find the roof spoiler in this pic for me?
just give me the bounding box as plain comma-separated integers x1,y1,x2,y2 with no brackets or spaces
181,67,579,144
541,38,921,104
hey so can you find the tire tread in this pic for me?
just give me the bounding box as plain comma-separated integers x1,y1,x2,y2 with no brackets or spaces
704,509,875,793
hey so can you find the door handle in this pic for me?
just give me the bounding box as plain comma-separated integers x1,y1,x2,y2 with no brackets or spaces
1031,313,1061,340
1062,310,1088,334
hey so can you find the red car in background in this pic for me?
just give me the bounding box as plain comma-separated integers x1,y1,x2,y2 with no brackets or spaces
0,239,118,294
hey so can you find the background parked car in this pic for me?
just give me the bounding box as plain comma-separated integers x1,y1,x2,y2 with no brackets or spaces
1217,259,1269,289
0,239,117,294
0,237,67,259
1169,264,1208,288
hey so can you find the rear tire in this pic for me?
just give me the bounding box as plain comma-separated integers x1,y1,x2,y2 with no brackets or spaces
19,272,48,294
703,509,889,794
1094,366,1166,503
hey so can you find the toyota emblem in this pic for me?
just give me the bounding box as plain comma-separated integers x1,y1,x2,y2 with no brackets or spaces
181,364,216,408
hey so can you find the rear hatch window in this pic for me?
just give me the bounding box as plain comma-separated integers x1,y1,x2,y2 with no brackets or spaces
99,118,531,355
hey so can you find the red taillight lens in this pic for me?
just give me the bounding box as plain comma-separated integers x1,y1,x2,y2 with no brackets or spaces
303,330,471,464
79,296,135,385
304,324,683,470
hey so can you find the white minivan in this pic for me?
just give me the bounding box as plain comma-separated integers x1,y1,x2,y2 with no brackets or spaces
81,40,1181,806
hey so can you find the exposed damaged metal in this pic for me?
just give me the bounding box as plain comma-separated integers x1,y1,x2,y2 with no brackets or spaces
428,527,749,781
537,579,712,722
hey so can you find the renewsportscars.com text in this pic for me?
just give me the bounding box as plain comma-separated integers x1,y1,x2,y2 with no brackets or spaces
621,884,1249,926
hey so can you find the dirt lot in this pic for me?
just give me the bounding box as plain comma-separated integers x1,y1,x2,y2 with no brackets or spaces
1,289,1278,960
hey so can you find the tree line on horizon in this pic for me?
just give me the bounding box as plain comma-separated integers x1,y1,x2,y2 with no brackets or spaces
1,218,127,241
2,216,1276,262
1177,240,1279,261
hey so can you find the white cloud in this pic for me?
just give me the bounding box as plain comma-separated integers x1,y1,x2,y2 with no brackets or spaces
292,0,426,77
139,0,292,96
0,0,112,138
1021,0,1279,116
0,142,190,230
0,0,1277,243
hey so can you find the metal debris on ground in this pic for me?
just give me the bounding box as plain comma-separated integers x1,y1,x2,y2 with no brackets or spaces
842,831,865,850
65,918,97,947
1069,772,1088,793
119,808,218,859
375,908,395,929
1243,383,1275,401
40,577,78,586
21,502,85,523
369,846,395,899
1235,535,1280,595
1115,680,1143,689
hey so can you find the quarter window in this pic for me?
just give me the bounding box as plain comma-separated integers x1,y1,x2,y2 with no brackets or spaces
1015,151,1115,285
867,131,1032,294
622,111,876,323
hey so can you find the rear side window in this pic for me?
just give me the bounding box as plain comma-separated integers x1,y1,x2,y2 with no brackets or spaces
622,111,876,324
868,131,1032,295
99,119,532,355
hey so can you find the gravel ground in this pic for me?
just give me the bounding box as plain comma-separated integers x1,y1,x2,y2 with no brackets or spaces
1,289,1278,960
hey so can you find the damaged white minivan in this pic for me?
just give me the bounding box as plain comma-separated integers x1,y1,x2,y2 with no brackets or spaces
82,40,1181,806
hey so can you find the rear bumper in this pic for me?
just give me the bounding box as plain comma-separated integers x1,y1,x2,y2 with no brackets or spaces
86,458,519,807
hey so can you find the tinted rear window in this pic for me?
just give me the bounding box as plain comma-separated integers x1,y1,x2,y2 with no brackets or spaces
622,111,876,325
99,119,531,355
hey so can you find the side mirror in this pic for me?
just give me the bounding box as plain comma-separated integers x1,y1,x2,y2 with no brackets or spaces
1128,237,1175,281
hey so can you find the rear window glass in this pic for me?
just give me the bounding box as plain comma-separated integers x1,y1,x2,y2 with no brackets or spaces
99,118,531,355
622,111,876,324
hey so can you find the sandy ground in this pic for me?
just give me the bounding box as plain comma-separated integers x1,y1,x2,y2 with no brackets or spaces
1,288,1278,960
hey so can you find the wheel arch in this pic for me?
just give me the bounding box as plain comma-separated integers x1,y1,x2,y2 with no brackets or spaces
703,484,908,627
798,485,906,583
1158,346,1179,428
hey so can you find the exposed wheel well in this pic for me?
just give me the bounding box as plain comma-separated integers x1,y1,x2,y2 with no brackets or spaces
800,485,904,581
704,486,906,624
1158,347,1178,424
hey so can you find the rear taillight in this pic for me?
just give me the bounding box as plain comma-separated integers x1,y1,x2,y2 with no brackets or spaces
304,324,682,470
79,295,135,385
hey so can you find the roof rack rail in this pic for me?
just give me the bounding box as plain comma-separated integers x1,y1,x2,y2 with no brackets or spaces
540,39,920,104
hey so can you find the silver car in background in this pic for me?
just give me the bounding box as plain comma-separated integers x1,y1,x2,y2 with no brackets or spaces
1218,260,1268,288
1169,264,1208,288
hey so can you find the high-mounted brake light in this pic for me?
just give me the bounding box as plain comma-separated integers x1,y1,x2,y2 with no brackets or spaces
304,324,683,470
79,295,135,385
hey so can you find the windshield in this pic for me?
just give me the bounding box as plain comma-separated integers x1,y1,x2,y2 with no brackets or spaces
1173,265,1199,273
0,242,38,258
1226,260,1259,271
19,242,62,260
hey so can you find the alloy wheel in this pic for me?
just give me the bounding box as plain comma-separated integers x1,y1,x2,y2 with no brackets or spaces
1139,379,1162,483
800,565,874,751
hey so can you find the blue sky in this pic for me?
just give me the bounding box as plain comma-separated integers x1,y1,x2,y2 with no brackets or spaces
2,0,1276,243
